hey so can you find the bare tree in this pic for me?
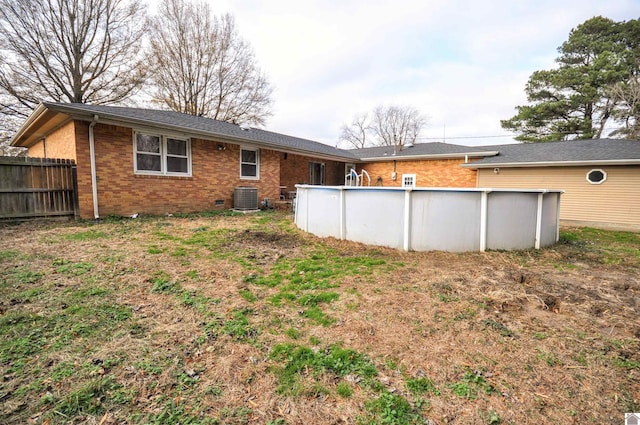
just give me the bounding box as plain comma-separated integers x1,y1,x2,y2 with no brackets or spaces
340,105,428,149
371,105,426,149
608,78,640,139
147,0,273,125
339,112,370,149
0,0,148,128
0,98,25,155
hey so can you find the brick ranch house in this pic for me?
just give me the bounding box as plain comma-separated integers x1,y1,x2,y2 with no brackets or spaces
10,103,640,230
10,103,496,219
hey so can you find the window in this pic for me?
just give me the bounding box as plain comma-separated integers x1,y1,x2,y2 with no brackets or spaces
402,173,416,188
586,169,606,185
134,132,190,176
240,148,259,179
166,137,189,173
345,163,356,174
309,162,325,185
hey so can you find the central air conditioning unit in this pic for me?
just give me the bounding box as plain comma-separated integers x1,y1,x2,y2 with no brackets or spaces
233,187,258,210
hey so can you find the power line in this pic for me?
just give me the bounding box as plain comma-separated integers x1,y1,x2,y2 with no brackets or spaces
416,134,516,140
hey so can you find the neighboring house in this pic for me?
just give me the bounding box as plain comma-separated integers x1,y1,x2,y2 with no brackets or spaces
462,139,640,231
352,143,498,187
10,102,358,219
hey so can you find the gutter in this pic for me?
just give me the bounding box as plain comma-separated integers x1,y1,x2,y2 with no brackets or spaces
89,115,100,219
359,151,499,162
462,159,640,168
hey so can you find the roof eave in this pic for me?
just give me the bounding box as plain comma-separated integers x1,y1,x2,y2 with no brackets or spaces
36,103,359,162
10,103,49,147
462,159,640,168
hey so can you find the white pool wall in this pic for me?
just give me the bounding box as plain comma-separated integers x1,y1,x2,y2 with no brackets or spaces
294,185,563,252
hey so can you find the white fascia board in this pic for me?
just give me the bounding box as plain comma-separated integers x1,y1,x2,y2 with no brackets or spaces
9,103,48,147
360,151,499,162
462,159,640,168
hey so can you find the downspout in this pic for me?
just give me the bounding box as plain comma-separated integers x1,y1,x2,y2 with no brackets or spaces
89,115,99,219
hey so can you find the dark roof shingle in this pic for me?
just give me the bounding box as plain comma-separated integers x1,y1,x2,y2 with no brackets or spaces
352,142,496,159
466,139,640,167
43,102,360,160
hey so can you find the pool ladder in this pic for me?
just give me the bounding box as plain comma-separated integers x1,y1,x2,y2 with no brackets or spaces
345,168,370,186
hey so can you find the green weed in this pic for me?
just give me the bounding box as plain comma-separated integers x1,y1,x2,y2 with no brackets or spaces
10,287,44,303
336,382,353,398
135,360,163,375
300,306,335,326
537,349,562,367
406,377,440,396
171,247,188,257
7,268,44,284
298,291,339,306
52,376,121,417
63,229,107,241
453,307,477,321
147,245,166,254
219,406,252,422
479,408,502,424
239,288,257,302
448,370,496,400
148,399,216,424
533,332,547,340
51,361,76,382
150,272,181,293
269,343,377,395
222,308,258,341
482,318,516,337
54,259,94,275
0,249,20,262
614,356,640,370
205,384,223,397
285,327,301,340
360,391,427,425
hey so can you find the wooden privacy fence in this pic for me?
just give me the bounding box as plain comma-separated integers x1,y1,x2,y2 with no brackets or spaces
0,157,78,219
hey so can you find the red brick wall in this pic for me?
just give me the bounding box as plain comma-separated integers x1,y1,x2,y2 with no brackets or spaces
279,152,346,190
359,159,477,187
73,121,280,218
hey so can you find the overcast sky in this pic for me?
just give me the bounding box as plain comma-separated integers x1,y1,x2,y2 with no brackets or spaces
176,0,639,147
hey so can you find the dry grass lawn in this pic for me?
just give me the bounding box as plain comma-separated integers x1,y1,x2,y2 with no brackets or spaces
0,211,639,424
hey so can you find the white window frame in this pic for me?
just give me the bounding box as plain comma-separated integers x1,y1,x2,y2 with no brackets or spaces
586,168,607,185
240,147,260,180
134,132,192,177
309,161,325,185
402,173,416,188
